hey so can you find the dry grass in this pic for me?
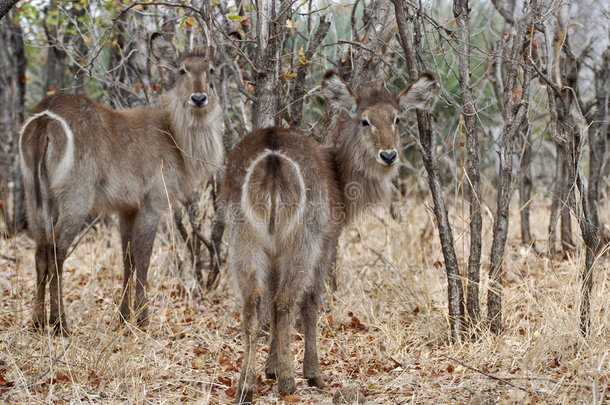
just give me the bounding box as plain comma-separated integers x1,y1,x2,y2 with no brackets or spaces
0,194,608,404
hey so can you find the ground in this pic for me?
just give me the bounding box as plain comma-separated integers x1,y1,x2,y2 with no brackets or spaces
0,196,608,404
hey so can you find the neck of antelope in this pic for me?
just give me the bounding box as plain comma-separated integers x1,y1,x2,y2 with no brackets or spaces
332,113,396,224
161,89,225,187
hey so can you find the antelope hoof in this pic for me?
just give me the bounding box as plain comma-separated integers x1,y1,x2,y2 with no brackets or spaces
31,318,45,334
52,321,70,337
137,311,150,329
118,311,129,325
206,266,220,291
277,376,297,397
265,359,278,380
306,374,326,388
49,314,70,336
265,368,277,380
235,385,255,404
119,304,130,324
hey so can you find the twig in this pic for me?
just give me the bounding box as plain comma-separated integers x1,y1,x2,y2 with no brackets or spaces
330,40,401,78
0,253,18,262
440,354,540,396
528,56,562,96
65,214,102,259
190,223,214,253
84,1,205,72
30,340,72,386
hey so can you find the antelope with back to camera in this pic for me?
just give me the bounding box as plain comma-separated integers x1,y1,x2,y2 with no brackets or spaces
19,33,223,335
221,70,436,403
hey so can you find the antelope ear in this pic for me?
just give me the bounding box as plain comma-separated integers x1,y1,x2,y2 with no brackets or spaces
150,32,178,69
322,70,358,117
397,73,436,112
207,46,216,75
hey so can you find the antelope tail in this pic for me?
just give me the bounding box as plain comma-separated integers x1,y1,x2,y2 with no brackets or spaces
241,149,306,239
19,110,75,237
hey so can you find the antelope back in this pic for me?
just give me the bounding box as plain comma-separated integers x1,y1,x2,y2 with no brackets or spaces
19,33,224,238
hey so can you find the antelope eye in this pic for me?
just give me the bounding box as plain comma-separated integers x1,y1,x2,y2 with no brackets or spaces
361,118,370,127
394,116,401,125
179,67,187,75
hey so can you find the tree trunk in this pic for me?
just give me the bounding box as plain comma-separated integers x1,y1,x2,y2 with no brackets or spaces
68,3,89,95
454,0,483,334
393,0,465,342
287,15,330,128
0,13,26,235
487,12,532,334
252,0,291,128
559,155,574,252
577,173,597,336
518,124,534,247
548,151,561,255
348,0,392,92
535,6,599,334
584,44,609,248
0,0,19,21
43,10,68,94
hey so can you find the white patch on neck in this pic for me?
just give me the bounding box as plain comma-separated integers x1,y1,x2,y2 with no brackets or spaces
162,89,225,189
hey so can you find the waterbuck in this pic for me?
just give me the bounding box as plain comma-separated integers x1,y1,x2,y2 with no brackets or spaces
221,71,435,402
18,33,224,335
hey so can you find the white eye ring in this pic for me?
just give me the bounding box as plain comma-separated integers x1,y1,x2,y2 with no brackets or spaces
361,118,370,127
394,116,401,125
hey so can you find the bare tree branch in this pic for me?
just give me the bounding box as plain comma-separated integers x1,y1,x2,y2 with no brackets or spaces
392,0,466,342
453,0,483,335
488,7,533,334
491,0,516,24
288,14,330,127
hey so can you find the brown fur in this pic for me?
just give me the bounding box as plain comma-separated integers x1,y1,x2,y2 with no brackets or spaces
221,72,436,403
19,34,224,335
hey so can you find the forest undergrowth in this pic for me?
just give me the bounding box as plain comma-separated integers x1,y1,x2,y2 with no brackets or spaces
0,194,608,404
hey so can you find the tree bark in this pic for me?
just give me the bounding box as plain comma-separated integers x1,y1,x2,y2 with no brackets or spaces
533,4,599,335
488,11,532,334
0,0,19,21
252,0,291,128
490,0,516,24
518,123,534,247
576,173,597,336
548,151,561,255
393,0,465,342
43,7,68,94
454,0,483,334
584,44,609,248
45,43,68,92
0,13,26,235
348,0,392,92
287,15,330,128
559,155,574,252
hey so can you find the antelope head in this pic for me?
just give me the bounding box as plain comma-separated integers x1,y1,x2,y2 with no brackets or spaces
323,71,436,169
150,33,217,112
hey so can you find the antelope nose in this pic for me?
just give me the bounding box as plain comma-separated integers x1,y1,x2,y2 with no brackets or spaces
379,149,398,165
190,93,208,106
